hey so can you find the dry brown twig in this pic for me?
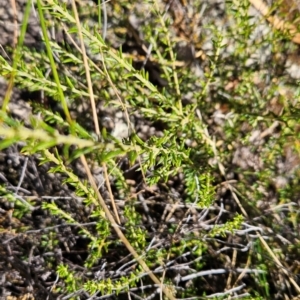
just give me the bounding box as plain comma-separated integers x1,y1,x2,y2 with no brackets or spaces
249,0,300,44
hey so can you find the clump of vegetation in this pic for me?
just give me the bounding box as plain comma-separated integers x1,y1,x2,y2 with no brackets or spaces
0,0,300,299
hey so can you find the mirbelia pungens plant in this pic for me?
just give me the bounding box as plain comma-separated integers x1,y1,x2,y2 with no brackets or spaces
0,0,300,299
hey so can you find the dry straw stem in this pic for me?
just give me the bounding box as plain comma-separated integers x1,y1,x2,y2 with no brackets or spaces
250,0,300,44
80,155,176,300
257,233,300,294
71,0,100,138
71,0,121,225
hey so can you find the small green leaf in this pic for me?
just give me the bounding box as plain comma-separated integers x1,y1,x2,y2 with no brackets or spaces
128,150,138,166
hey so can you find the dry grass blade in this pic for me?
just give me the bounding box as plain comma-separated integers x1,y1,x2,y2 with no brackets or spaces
71,0,100,137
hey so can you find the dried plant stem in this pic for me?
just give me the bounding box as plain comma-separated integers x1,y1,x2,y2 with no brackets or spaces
249,0,300,44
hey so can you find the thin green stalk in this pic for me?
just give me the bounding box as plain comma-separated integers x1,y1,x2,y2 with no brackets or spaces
2,0,32,113
36,0,73,126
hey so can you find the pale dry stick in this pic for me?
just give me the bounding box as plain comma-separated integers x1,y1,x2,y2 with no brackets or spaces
259,121,279,140
11,156,35,210
61,289,84,300
15,156,28,195
233,247,253,287
226,248,237,290
138,193,154,227
101,0,107,41
80,155,176,300
0,45,10,61
29,156,45,191
206,284,247,299
102,163,121,224
159,201,179,232
227,185,248,220
11,195,34,212
181,268,265,282
48,274,59,300
258,233,300,294
215,199,224,225
71,0,100,137
249,0,300,44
